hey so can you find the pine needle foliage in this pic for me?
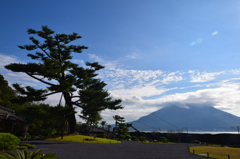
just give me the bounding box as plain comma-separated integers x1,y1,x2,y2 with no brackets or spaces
4,26,122,134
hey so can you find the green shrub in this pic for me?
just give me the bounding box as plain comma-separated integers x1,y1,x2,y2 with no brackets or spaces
131,136,139,141
23,133,32,139
139,136,146,142
125,135,131,140
159,137,169,143
19,143,37,149
0,133,20,151
119,135,127,140
16,146,28,150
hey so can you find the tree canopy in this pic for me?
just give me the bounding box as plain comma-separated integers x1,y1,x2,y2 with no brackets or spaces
4,26,123,134
0,74,16,107
112,115,131,140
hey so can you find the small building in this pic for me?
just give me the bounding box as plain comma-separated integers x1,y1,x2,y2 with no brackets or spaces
0,105,24,132
79,126,110,138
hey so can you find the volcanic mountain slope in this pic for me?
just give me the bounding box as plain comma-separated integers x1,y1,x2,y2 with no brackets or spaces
129,105,240,131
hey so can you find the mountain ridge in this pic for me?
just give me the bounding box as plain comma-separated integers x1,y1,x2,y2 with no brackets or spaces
129,105,240,131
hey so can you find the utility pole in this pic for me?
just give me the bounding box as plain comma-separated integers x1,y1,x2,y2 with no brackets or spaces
231,126,240,134
183,127,188,133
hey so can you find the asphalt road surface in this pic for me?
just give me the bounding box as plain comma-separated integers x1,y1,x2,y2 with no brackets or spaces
22,140,205,159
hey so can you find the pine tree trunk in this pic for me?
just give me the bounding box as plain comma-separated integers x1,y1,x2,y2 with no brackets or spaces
63,92,76,134
69,112,76,134
60,116,66,139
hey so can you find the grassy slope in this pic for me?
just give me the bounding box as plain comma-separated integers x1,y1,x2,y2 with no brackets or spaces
190,146,240,159
46,135,121,144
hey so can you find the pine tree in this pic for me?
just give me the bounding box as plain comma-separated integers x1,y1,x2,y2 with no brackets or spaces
4,26,122,134
112,115,131,140
77,70,122,135
0,74,17,107
113,115,125,127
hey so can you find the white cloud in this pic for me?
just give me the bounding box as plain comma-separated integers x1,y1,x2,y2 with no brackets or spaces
126,52,139,59
113,81,240,123
72,59,85,66
211,31,218,36
44,93,63,105
0,54,40,87
78,54,240,123
188,70,225,82
100,69,183,101
88,54,120,70
229,69,240,74
89,54,184,91
6,72,39,84
101,105,159,124
111,85,174,98
0,54,20,67
2,53,240,125
161,71,183,84
102,69,164,87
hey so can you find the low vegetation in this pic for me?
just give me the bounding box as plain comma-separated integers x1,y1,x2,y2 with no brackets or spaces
139,136,146,142
0,133,20,151
16,146,28,150
19,143,37,149
131,136,139,141
190,146,240,159
3,149,58,159
46,134,121,144
159,137,169,143
0,133,58,159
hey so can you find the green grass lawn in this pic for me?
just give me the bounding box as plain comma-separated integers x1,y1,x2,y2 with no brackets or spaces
46,135,121,144
189,146,240,159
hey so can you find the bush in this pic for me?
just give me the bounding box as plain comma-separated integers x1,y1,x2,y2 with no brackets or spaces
125,135,131,140
139,136,146,142
119,135,125,140
131,136,139,141
16,146,28,150
159,137,169,143
19,143,37,149
0,133,20,151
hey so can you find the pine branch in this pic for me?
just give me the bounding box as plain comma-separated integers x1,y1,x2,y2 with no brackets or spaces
71,101,82,108
26,72,57,86
55,34,63,64
43,91,61,97
36,43,59,63
71,95,80,98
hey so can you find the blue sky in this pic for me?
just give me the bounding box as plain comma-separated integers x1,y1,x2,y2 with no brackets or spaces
1,0,240,124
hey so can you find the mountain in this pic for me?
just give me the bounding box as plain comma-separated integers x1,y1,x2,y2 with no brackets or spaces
129,105,240,131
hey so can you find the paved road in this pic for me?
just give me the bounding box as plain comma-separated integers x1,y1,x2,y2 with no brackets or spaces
22,140,205,159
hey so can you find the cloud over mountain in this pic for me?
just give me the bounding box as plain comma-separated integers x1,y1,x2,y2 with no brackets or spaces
2,53,240,124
